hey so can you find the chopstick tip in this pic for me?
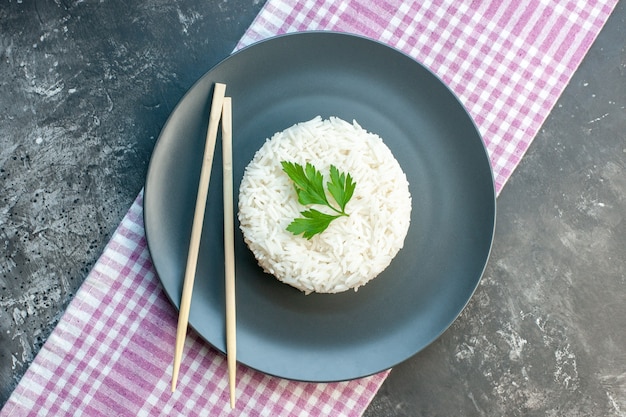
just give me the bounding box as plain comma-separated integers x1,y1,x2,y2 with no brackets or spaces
215,82,227,95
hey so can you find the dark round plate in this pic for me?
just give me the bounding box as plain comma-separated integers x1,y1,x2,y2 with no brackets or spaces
144,32,495,382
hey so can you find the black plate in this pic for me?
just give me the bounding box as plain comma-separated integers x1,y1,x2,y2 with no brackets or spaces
144,32,495,382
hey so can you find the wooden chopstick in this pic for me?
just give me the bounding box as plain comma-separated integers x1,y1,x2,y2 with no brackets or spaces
171,82,226,392
221,97,237,409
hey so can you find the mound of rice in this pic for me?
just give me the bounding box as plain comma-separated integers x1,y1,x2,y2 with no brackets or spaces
238,116,412,294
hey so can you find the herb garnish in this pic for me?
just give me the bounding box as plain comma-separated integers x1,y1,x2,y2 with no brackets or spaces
281,161,356,239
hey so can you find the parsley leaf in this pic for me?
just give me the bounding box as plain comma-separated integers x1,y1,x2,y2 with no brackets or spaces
280,161,329,207
285,209,340,240
327,165,356,212
281,161,357,239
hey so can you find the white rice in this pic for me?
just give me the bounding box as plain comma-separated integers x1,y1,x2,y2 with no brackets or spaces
238,116,412,294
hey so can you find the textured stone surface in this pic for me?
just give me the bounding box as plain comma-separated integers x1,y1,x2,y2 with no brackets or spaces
0,0,265,405
365,2,626,416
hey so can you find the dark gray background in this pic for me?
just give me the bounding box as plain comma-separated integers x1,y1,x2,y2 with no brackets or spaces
1,1,624,415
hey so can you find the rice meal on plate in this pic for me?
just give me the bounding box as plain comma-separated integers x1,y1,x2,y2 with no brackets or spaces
238,116,412,294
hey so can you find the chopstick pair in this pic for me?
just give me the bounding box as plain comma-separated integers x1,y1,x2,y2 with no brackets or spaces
171,83,237,409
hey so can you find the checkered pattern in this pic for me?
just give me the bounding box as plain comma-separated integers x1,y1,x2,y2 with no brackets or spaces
1,0,617,416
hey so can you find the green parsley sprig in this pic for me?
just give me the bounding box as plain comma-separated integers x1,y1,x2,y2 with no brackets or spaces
281,161,356,239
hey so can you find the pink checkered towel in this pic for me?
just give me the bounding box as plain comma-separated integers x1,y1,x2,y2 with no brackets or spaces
1,1,617,416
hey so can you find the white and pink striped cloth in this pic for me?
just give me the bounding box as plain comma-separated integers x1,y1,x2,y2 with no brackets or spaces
1,1,617,416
